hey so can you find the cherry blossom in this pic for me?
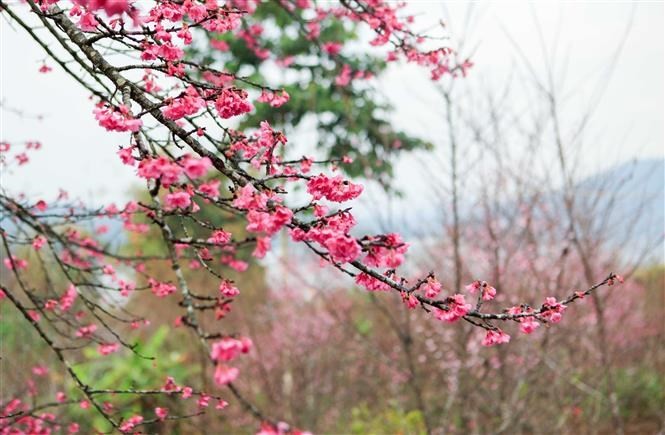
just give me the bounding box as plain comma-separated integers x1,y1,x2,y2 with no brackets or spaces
307,174,363,202
434,294,472,323
482,329,511,347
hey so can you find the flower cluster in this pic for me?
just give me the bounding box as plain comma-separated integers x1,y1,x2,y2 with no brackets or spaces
482,329,511,347
93,104,142,133
215,88,253,119
210,337,252,386
422,277,442,299
362,233,409,268
257,89,290,108
149,279,177,297
507,306,541,334
541,297,567,323
162,86,206,120
434,294,472,323
306,174,363,202
466,280,497,301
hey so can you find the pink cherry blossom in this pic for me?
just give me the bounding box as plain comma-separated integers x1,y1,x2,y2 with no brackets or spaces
466,280,497,301
98,342,120,355
155,407,169,421
219,280,240,298
355,272,391,292
335,64,352,86
32,366,48,376
197,394,210,408
252,236,271,258
182,155,212,179
165,191,192,210
257,89,290,108
402,291,419,309
93,104,142,132
163,87,205,120
119,415,143,433
215,88,253,119
520,318,540,334
323,41,343,56
246,207,293,236
208,229,232,245
481,329,511,346
325,234,361,263
4,256,28,270
210,338,243,362
422,277,442,298
138,156,184,186
434,294,472,323
76,324,98,338
162,376,179,391
198,179,221,199
149,279,177,297
362,233,408,268
307,174,363,203
78,12,99,31
119,279,135,297
541,297,567,323
59,284,78,311
213,364,239,385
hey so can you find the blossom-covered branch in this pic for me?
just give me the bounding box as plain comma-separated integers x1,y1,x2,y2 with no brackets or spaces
0,0,620,433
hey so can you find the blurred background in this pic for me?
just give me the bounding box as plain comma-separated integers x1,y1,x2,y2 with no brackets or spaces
1,1,663,433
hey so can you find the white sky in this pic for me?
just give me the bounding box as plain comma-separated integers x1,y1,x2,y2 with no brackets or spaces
1,1,663,206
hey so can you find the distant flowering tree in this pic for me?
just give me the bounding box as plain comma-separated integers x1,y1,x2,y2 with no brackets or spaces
0,0,620,433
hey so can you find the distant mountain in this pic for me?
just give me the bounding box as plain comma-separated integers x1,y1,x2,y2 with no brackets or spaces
352,158,664,264
575,158,664,263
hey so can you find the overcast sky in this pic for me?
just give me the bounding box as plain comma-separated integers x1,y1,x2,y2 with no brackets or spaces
1,1,663,206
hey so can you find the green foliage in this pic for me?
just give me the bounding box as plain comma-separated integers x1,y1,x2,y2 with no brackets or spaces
354,317,373,337
346,404,427,435
70,326,198,429
188,2,432,188
0,300,24,350
75,326,197,390
615,366,665,422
